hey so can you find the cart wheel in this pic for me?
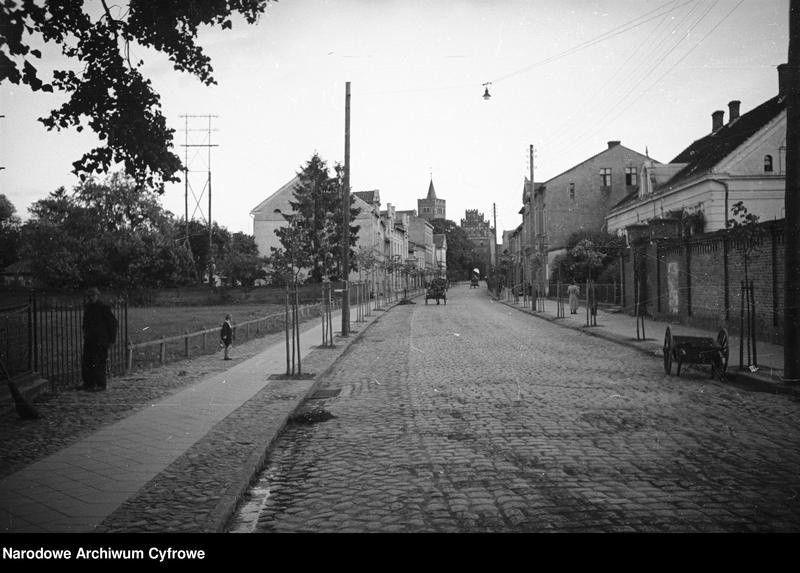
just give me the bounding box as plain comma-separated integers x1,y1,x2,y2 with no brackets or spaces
663,327,673,375
716,328,729,375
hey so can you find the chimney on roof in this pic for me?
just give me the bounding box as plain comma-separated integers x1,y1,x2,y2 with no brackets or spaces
712,110,724,132
728,100,740,122
608,140,621,149
778,63,790,96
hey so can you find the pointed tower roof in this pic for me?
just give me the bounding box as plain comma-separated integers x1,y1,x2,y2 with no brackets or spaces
426,179,437,200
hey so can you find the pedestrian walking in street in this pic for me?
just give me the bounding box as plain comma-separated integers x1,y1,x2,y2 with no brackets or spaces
220,314,233,360
567,282,580,314
81,287,118,392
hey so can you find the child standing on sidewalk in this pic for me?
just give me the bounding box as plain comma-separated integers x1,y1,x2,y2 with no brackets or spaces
220,314,233,360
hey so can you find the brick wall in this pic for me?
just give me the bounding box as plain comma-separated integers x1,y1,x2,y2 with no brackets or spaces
620,220,784,344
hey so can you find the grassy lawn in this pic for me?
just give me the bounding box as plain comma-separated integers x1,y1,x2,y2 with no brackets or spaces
126,304,290,343
125,302,330,370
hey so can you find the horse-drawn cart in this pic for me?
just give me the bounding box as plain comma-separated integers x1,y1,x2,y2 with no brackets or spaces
663,326,729,380
425,278,447,305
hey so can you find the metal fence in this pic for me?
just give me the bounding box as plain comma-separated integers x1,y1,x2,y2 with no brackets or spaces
0,292,128,390
547,282,621,305
0,301,33,379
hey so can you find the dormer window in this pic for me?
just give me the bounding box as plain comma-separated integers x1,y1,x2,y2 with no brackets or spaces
764,154,774,173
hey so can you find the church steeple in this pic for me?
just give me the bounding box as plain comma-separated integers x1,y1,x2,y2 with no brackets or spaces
418,175,445,221
427,179,437,200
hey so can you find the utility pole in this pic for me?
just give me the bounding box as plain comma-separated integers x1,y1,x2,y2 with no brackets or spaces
493,202,499,297
529,144,536,291
784,0,800,382
342,82,351,337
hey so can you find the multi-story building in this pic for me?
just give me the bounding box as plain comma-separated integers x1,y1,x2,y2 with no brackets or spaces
606,65,789,237
433,233,447,277
524,141,654,283
397,209,435,272
249,175,301,258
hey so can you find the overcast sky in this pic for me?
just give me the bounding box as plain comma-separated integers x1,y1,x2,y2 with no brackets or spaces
0,0,790,237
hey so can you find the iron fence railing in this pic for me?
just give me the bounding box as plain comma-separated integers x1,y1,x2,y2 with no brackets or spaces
0,301,33,380
0,292,128,390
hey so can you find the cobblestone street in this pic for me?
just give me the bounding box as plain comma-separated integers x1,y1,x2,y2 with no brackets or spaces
228,285,800,533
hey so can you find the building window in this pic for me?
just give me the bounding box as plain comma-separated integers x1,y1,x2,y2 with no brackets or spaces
625,167,637,186
569,182,575,201
764,154,773,173
600,168,612,187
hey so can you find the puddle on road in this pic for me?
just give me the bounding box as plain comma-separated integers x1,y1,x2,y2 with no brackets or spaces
227,479,272,533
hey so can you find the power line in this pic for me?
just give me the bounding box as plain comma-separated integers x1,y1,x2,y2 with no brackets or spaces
541,0,698,151
544,0,719,157
551,0,745,159
490,0,696,85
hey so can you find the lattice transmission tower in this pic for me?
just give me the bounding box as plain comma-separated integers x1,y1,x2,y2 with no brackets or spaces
179,114,219,284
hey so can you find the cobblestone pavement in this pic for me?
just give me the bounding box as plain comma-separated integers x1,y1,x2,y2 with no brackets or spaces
229,285,800,533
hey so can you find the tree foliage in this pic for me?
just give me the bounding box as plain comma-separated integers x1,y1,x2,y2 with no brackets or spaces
271,154,361,284
1,0,273,193
21,174,196,290
727,200,764,283
216,231,266,288
430,218,477,280
550,230,625,284
0,194,22,271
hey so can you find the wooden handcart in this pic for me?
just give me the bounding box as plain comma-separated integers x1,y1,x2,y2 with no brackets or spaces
425,278,447,305
663,326,729,380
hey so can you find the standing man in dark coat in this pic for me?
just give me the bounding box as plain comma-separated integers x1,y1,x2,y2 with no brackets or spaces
82,287,118,392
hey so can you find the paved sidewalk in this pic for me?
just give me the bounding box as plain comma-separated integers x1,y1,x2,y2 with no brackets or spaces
494,292,798,398
0,298,400,533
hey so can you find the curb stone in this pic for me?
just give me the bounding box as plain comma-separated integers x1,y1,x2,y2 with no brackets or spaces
495,296,800,400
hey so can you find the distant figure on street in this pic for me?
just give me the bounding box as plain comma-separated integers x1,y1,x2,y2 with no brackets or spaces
81,287,118,392
220,314,233,360
567,282,580,314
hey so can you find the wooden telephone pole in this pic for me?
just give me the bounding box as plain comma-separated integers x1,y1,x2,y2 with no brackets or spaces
342,82,351,337
785,0,800,382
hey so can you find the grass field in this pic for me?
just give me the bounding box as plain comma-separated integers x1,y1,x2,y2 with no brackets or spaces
125,302,328,371
126,304,290,344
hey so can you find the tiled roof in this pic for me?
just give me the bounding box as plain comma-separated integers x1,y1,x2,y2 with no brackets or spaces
354,190,380,205
610,189,640,210
667,94,785,186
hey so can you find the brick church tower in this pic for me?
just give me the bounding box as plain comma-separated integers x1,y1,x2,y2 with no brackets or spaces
417,179,446,221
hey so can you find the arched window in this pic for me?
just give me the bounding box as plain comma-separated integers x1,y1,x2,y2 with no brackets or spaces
764,154,773,173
